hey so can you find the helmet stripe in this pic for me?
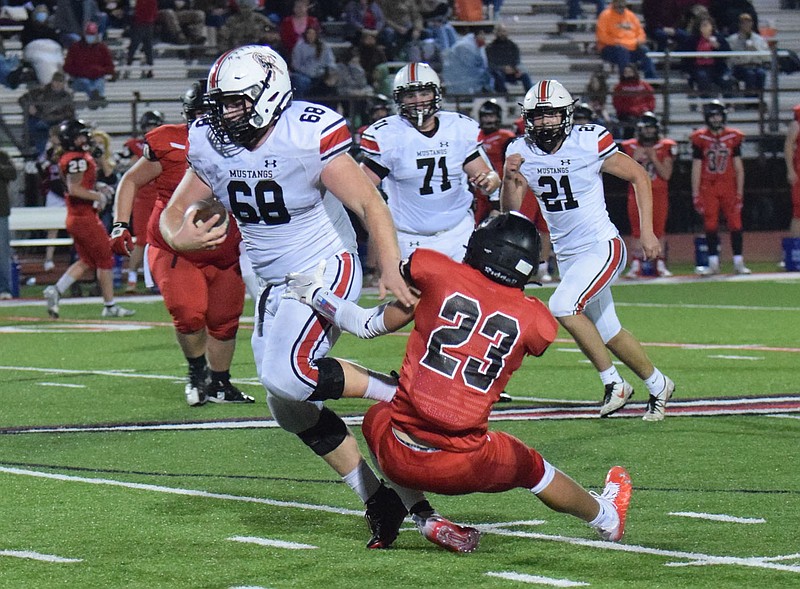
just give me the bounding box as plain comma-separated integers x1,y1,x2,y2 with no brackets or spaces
208,49,236,88
409,63,417,82
539,81,549,102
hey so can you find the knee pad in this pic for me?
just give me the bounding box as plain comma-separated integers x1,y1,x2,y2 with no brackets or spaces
267,393,323,433
308,357,345,402
296,406,348,456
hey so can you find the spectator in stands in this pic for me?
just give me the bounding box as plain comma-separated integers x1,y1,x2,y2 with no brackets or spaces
726,12,769,102
406,29,443,74
642,0,683,51
482,0,503,20
567,0,605,20
442,28,494,96
681,16,735,99
53,0,106,47
38,130,66,272
379,0,423,60
290,25,336,98
0,36,23,89
21,4,65,85
279,0,321,56
101,0,130,29
156,0,206,46
341,0,385,44
612,63,656,138
419,0,457,52
336,45,373,121
125,0,157,79
486,22,533,94
596,0,656,79
217,0,273,54
358,28,391,95
194,0,228,48
18,71,76,157
0,147,16,300
709,0,757,37
63,21,115,109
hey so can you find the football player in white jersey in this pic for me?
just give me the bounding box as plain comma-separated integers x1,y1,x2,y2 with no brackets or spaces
501,80,675,421
359,62,501,262
159,45,469,551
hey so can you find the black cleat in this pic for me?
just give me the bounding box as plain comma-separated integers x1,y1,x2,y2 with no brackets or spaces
206,380,255,403
365,483,408,549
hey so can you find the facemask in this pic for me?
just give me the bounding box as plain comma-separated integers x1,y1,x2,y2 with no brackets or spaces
85,35,97,43
34,12,48,22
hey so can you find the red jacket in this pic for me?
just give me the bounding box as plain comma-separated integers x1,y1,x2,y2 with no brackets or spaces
64,41,115,80
612,78,656,118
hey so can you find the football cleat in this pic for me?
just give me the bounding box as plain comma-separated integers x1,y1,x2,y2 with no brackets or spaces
185,369,208,407
101,305,136,317
43,285,60,318
656,259,673,277
593,466,632,542
734,264,752,275
365,483,408,549
600,382,634,417
643,377,675,422
625,259,641,278
413,515,481,553
206,381,255,403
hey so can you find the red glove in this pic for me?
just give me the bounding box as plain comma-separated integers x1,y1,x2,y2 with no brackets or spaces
110,221,134,256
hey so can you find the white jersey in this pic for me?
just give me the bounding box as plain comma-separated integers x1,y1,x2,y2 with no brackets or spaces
188,101,357,284
506,124,619,257
360,111,485,235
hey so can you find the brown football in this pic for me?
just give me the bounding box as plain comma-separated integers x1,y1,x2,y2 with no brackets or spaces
185,197,228,229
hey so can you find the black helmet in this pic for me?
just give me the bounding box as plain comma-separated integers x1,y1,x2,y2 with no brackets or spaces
58,119,93,152
703,99,727,130
636,111,660,146
464,212,541,289
139,110,164,132
370,94,390,115
573,102,593,124
182,78,208,123
478,99,503,133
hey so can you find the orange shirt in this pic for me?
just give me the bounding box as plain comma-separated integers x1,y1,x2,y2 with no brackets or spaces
596,7,646,51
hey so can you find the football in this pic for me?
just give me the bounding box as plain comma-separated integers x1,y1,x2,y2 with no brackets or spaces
185,197,228,230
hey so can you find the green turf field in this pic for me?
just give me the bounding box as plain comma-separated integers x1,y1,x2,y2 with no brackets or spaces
1,273,799,588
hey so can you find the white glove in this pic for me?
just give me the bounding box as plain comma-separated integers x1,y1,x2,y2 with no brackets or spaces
283,259,327,305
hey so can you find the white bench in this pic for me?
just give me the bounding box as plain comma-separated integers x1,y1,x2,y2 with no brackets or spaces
8,206,73,248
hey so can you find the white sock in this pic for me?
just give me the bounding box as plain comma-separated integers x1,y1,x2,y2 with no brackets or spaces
599,366,623,386
55,274,75,294
127,270,137,283
104,301,117,308
342,460,381,503
708,254,720,269
589,495,619,529
364,370,398,402
733,255,744,267
644,367,667,397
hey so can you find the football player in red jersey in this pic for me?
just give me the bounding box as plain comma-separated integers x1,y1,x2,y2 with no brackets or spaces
621,112,676,278
475,99,514,223
783,103,800,239
691,100,750,275
284,213,634,552
119,110,164,293
110,80,254,407
43,120,134,319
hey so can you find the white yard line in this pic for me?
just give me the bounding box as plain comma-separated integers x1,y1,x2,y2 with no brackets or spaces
669,512,766,524
228,536,317,550
1,466,798,576
485,571,589,586
38,382,86,388
0,549,82,563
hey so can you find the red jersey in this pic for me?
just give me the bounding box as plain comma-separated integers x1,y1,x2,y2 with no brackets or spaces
478,128,515,174
621,138,676,199
690,126,744,189
144,123,241,266
391,249,557,452
59,151,97,215
123,136,145,160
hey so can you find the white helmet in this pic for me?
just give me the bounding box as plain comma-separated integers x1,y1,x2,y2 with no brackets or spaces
522,80,577,153
393,62,442,128
206,45,293,147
